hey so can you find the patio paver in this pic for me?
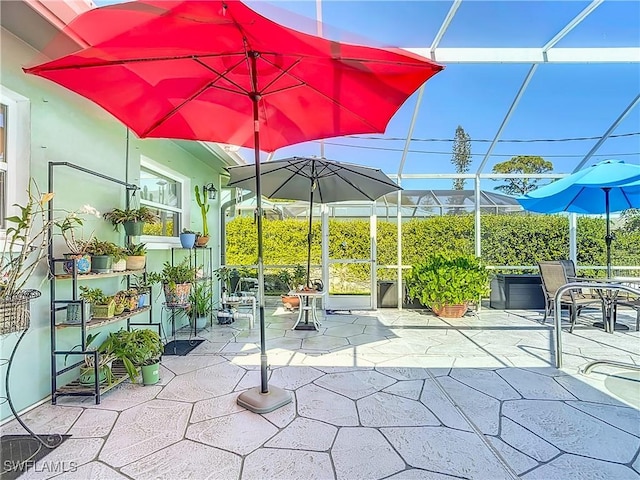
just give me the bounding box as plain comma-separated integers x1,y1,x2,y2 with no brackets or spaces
3,305,639,479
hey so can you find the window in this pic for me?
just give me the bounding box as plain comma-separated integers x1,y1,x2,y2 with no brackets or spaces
0,87,30,236
139,157,190,245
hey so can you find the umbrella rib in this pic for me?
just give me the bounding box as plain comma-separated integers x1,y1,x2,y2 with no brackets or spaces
320,162,400,188
268,160,314,199
28,52,249,72
563,187,587,212
258,57,304,96
314,162,391,201
140,56,250,137
620,189,634,209
193,57,250,95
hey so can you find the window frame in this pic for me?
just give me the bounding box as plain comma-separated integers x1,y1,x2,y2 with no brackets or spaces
139,156,190,249
0,86,30,240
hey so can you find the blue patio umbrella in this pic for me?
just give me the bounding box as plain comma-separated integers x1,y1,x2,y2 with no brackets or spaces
518,160,640,278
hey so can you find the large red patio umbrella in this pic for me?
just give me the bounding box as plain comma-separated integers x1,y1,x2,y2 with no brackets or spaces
24,0,443,412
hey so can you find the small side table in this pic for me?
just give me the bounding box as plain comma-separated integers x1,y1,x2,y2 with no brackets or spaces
292,290,326,331
162,303,190,355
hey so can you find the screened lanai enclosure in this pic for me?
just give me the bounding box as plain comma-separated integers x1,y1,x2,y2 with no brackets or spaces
213,1,639,311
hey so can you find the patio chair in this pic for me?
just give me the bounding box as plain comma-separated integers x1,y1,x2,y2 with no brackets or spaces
559,259,601,303
538,261,603,332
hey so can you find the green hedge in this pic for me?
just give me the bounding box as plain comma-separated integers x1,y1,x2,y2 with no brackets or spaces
225,214,640,282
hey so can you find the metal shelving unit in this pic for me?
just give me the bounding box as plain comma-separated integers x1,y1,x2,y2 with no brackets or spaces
47,162,158,405
169,246,214,334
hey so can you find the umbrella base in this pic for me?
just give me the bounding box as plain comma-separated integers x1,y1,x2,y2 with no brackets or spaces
237,385,292,414
294,323,317,331
593,321,630,332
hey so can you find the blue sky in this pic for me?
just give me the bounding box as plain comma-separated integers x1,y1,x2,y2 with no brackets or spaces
94,1,640,191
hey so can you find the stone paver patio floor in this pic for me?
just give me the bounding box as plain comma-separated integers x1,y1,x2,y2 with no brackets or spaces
4,305,640,480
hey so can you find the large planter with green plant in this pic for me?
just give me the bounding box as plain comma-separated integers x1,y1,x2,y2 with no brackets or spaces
406,254,490,318
147,259,196,306
103,207,160,236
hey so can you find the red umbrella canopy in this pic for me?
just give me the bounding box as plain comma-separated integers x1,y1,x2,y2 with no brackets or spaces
24,0,443,152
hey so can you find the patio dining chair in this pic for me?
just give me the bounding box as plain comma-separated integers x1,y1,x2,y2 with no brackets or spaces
559,259,602,303
538,261,603,332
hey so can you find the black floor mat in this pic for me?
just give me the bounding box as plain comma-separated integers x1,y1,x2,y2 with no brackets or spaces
1,435,70,480
163,339,204,356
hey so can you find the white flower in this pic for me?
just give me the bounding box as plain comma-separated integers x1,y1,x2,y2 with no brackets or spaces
79,205,101,218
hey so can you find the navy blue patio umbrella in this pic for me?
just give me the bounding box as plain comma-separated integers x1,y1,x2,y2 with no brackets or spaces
518,160,640,277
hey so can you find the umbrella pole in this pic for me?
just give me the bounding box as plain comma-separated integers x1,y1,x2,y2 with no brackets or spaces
306,188,314,289
237,52,291,414
604,187,613,279
294,182,315,330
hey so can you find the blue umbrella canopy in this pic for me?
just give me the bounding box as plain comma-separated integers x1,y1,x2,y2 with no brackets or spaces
517,160,640,277
517,160,640,214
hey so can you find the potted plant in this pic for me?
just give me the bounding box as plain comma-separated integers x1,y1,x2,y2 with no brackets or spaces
84,238,120,273
278,265,307,310
55,206,101,275
111,245,128,272
125,328,164,385
79,286,116,319
112,290,128,315
179,228,197,249
99,328,162,384
194,185,210,247
97,329,139,383
66,333,117,386
0,183,53,334
147,259,196,306
103,206,159,236
122,288,140,312
188,281,213,329
406,254,490,318
125,242,147,271
131,274,152,308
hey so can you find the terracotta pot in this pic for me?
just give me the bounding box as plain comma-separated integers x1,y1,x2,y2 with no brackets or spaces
281,295,300,310
431,303,468,318
195,235,210,247
126,255,146,271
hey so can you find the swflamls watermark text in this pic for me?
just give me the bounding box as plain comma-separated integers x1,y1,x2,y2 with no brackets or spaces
3,460,78,473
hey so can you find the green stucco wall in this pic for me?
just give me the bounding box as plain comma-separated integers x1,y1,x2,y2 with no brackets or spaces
1,28,228,420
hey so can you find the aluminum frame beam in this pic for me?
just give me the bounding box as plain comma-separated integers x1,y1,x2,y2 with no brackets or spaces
574,93,640,172
542,0,604,53
429,0,461,56
406,47,640,64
